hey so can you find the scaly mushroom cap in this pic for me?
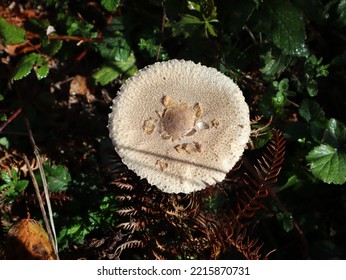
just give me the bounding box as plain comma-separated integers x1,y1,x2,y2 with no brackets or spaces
108,60,250,193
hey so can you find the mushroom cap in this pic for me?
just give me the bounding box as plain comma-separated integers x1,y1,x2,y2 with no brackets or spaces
108,59,250,193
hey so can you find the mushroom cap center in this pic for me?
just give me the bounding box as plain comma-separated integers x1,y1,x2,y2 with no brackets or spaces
161,103,196,141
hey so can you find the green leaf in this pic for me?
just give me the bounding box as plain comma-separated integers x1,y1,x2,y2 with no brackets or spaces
44,164,71,192
96,36,132,61
43,40,63,56
1,170,12,185
322,118,346,148
0,137,9,149
337,0,346,26
267,0,308,56
307,79,318,96
11,53,40,81
276,211,294,232
306,144,346,184
93,64,121,86
34,56,49,80
261,51,292,76
299,99,325,123
93,55,136,85
0,18,26,45
101,0,120,12
16,179,29,193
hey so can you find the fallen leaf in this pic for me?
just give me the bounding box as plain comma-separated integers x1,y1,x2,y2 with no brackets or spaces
5,218,57,260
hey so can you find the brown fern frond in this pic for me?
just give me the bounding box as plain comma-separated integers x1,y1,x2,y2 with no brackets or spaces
152,250,166,260
245,130,285,188
114,240,143,258
111,181,134,191
22,191,72,206
229,130,285,224
117,220,143,232
0,147,47,177
229,228,264,260
116,207,138,216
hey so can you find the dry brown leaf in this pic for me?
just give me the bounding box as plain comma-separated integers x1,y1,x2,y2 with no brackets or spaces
69,75,95,103
5,218,57,260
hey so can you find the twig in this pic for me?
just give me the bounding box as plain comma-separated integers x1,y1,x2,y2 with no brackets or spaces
155,0,166,61
23,116,59,258
23,154,59,259
0,107,22,133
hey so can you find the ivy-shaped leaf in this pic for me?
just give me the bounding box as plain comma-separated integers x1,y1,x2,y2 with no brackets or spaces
299,99,325,123
266,0,308,57
306,144,346,185
322,118,346,148
0,18,26,46
101,0,120,12
307,118,346,184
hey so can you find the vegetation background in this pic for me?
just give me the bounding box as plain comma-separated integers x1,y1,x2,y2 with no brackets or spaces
0,0,345,259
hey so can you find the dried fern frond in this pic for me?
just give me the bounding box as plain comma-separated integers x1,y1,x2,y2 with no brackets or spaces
105,129,286,260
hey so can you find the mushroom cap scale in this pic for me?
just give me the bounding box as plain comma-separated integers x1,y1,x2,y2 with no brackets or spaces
108,59,250,193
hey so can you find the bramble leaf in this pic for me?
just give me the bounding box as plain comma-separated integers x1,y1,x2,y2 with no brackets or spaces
11,53,40,81
34,56,49,80
261,51,292,77
101,0,120,12
44,164,72,192
0,18,26,45
306,144,346,185
299,99,325,123
93,55,136,85
93,64,121,86
267,0,308,56
322,118,346,148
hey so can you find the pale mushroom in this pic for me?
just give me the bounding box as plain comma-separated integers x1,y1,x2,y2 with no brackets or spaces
108,59,250,193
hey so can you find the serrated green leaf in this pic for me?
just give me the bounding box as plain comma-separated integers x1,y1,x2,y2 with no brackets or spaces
299,99,325,123
261,51,292,76
93,55,136,85
35,63,49,80
11,53,40,81
306,144,346,184
93,65,121,86
322,118,346,148
267,0,308,56
44,164,71,192
96,36,132,61
101,0,120,12
0,18,26,45
43,40,63,56
35,56,49,80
